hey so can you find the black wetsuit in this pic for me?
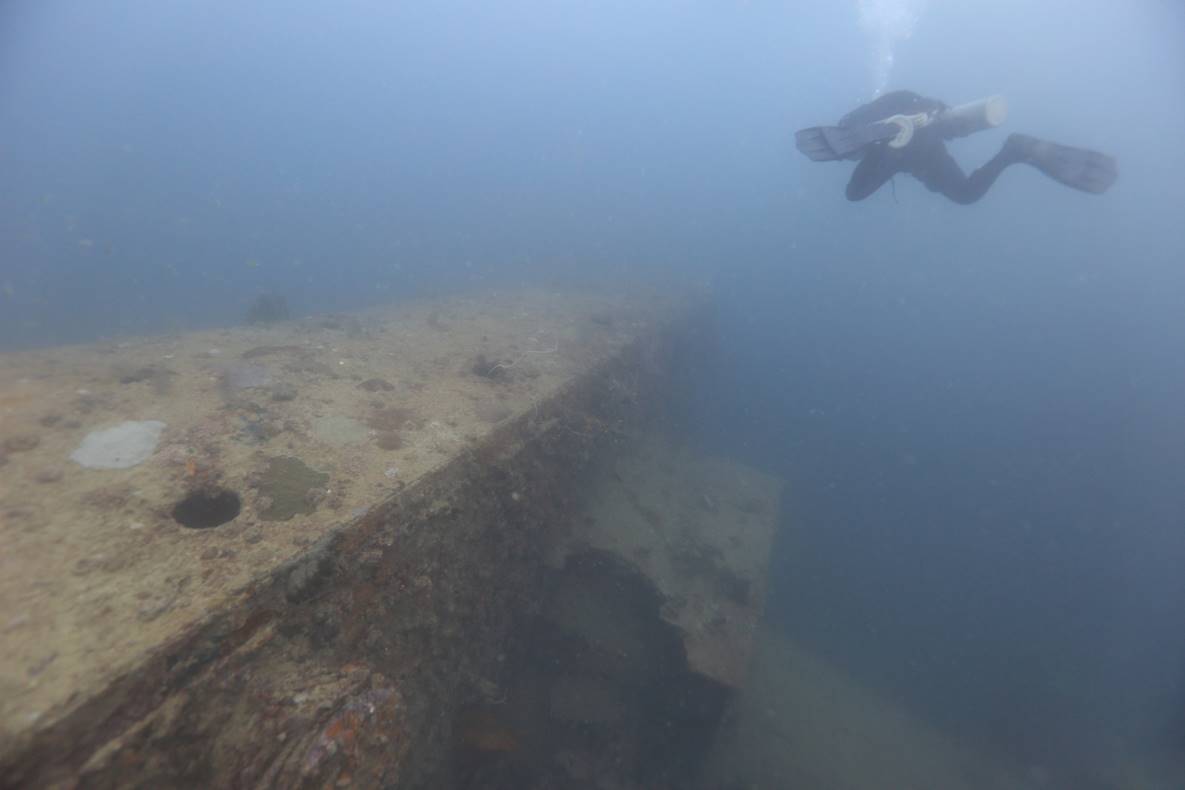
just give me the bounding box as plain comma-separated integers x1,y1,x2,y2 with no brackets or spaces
841,90,1023,204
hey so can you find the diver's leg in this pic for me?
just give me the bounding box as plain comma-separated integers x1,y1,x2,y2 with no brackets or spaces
845,149,899,201
908,142,1021,205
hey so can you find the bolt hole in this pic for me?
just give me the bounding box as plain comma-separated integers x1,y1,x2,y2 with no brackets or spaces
173,489,241,529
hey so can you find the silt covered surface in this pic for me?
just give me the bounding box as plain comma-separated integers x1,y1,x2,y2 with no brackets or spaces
0,285,700,787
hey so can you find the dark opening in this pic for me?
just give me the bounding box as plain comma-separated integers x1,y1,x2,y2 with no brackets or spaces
446,550,728,789
173,489,241,529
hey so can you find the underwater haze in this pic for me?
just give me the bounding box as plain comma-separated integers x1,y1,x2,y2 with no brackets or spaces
3,0,1185,785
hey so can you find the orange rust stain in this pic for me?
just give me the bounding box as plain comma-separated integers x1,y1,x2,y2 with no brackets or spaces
323,709,363,754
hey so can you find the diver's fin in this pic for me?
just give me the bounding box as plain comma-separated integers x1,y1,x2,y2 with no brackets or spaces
795,121,899,161
1011,133,1118,194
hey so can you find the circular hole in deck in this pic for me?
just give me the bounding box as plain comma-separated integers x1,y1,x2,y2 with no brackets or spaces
172,489,241,529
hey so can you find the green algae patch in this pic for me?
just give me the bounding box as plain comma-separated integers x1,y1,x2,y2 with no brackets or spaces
257,456,329,521
311,414,368,446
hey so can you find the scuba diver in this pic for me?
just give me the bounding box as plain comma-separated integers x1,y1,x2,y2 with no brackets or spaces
796,90,1118,203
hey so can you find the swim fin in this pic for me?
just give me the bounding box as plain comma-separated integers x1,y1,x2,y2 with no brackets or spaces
1010,133,1118,194
795,121,899,161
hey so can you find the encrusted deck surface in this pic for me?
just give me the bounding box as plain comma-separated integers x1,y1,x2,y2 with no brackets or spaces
0,286,695,785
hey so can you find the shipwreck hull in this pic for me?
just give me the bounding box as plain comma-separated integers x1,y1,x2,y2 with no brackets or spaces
0,287,777,788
